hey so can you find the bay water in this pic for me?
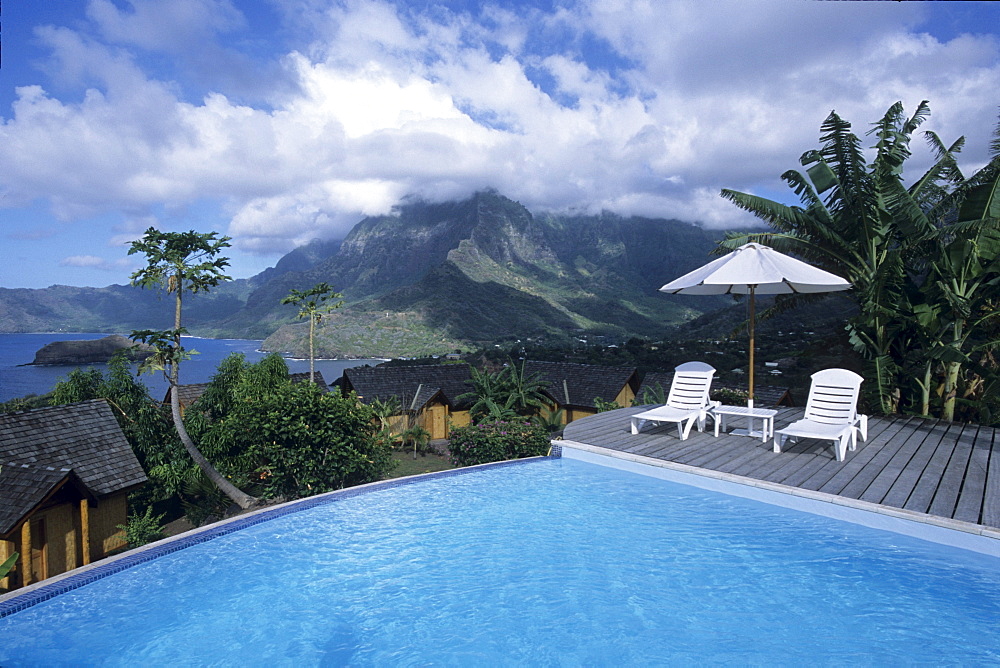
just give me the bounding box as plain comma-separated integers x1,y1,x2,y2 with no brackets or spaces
0,333,383,403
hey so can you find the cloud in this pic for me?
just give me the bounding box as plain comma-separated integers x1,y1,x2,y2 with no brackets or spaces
59,255,133,272
2,0,999,273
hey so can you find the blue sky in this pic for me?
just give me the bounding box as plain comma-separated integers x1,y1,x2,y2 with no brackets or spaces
2,0,999,289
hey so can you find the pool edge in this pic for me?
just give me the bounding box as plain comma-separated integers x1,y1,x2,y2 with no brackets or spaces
560,440,1000,558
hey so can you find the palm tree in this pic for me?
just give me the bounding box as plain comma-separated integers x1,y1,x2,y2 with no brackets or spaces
281,283,344,383
400,424,431,459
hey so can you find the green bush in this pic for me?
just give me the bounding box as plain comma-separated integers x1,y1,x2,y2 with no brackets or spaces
117,506,167,548
448,420,550,467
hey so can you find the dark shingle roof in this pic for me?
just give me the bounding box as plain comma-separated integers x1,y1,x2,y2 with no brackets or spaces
342,364,473,410
0,399,147,502
523,361,638,409
288,371,329,391
0,463,82,536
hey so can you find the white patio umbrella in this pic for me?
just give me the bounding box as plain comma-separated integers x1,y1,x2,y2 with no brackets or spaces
659,242,851,406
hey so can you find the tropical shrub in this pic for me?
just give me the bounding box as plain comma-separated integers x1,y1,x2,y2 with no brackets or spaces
448,420,550,467
711,387,749,405
117,506,166,548
593,397,620,413
459,360,551,423
194,372,395,500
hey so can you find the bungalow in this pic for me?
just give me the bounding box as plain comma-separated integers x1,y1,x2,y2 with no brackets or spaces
523,361,640,423
0,399,147,592
339,361,642,437
339,364,474,440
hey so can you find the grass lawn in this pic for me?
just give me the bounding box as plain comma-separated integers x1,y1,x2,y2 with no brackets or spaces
386,450,457,478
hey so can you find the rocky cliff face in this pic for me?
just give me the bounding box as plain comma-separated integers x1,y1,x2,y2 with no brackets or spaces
256,191,730,358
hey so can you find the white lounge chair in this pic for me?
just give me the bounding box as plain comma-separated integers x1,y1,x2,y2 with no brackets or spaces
773,368,868,461
631,362,716,440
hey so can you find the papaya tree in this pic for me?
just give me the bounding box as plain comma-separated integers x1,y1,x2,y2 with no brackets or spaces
128,227,257,510
281,282,344,383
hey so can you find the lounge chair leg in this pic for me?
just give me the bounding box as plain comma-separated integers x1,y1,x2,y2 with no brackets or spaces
773,435,783,453
835,436,847,461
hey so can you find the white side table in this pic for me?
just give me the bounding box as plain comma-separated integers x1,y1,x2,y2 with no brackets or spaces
711,405,778,442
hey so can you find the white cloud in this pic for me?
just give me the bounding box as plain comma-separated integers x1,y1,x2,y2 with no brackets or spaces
59,254,133,271
87,0,245,52
2,0,999,281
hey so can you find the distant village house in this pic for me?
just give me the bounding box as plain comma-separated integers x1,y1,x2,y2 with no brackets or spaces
338,361,641,439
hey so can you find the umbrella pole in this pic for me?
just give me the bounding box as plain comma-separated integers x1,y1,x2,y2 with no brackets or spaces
748,284,755,408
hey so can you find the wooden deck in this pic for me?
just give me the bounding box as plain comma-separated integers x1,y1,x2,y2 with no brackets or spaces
563,406,1000,531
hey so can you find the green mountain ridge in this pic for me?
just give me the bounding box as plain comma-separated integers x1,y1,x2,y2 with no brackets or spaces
259,191,730,357
0,191,737,357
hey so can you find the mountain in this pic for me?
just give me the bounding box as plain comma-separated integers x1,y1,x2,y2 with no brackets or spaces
0,191,737,356
0,282,249,334
255,191,730,357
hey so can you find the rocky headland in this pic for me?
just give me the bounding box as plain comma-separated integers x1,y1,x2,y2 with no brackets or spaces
29,335,156,365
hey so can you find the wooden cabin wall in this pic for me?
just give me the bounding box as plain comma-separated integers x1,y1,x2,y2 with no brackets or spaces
90,493,129,560
615,385,636,408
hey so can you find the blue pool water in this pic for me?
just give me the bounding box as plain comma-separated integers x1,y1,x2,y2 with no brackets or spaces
2,457,999,665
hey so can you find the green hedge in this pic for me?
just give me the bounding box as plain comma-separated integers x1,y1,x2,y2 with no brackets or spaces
448,420,551,467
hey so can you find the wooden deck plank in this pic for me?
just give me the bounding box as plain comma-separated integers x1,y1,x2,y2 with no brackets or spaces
787,417,900,492
797,417,897,498
953,426,994,524
905,421,968,515
856,416,933,505
983,429,1000,527
840,418,920,499
928,423,980,520
562,407,998,529
880,419,954,511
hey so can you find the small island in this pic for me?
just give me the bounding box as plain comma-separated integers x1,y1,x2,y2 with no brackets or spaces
28,334,156,366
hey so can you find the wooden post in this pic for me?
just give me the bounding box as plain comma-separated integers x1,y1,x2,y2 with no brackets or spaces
80,499,91,566
20,521,32,586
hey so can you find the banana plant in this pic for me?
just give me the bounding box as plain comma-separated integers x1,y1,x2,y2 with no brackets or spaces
721,102,981,416
0,552,17,580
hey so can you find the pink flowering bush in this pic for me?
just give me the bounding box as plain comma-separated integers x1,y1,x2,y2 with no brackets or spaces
448,420,550,467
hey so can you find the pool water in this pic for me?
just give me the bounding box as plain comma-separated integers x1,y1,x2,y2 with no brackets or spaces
2,457,999,665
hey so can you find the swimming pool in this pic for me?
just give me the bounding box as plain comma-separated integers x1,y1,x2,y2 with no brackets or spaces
2,455,999,665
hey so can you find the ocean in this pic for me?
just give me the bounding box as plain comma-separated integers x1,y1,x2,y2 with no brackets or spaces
0,333,383,403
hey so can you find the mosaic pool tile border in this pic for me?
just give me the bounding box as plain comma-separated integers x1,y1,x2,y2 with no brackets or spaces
0,454,559,618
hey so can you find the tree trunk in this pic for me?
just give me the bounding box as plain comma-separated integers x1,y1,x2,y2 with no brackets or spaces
169,281,257,510
942,360,960,422
309,315,315,383
920,361,932,417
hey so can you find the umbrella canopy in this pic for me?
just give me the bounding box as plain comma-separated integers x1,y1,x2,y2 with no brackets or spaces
660,242,851,405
